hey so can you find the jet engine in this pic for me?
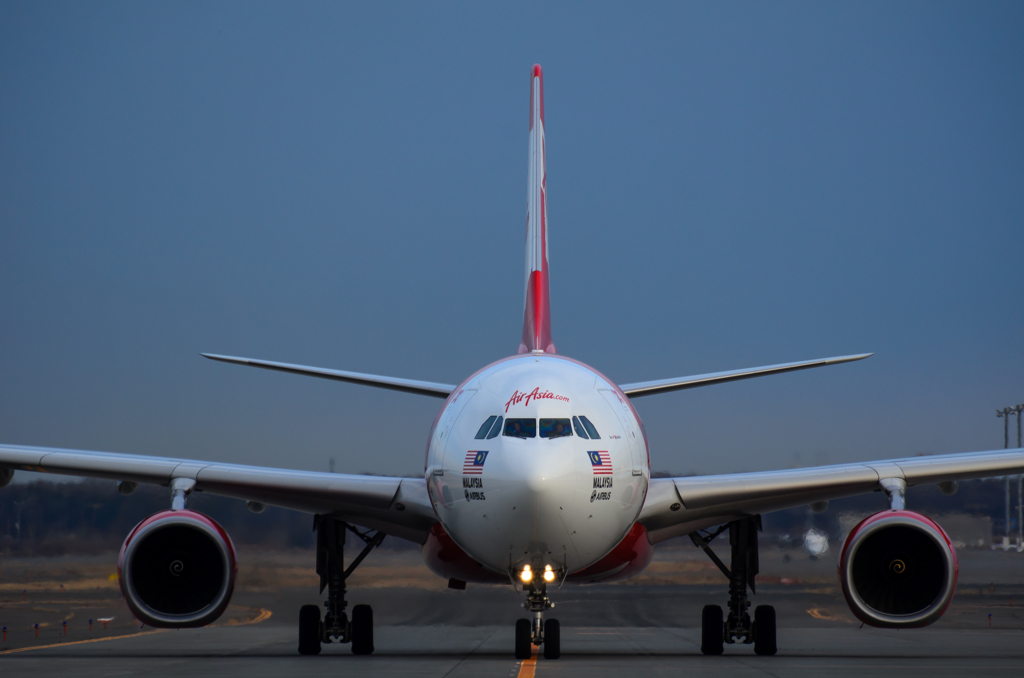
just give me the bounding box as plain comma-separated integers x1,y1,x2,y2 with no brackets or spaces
838,509,957,628
118,510,237,628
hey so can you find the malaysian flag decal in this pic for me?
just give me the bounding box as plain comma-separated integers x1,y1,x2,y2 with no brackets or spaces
589,451,612,475
463,450,488,475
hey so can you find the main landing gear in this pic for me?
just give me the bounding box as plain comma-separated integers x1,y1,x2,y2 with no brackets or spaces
690,516,777,657
515,575,560,660
299,515,386,656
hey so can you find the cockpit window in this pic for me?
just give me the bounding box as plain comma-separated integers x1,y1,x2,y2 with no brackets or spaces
486,416,503,439
572,416,588,439
579,415,601,439
540,418,572,439
503,418,536,438
475,415,498,440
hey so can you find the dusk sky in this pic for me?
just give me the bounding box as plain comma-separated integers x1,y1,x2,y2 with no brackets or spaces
2,1,1022,482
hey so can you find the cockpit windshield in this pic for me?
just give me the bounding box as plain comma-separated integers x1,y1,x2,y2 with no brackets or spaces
486,416,503,439
579,415,601,439
503,418,536,439
475,416,498,440
540,418,572,439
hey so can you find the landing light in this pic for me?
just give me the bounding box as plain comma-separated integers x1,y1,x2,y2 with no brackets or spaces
520,565,532,583
543,565,555,582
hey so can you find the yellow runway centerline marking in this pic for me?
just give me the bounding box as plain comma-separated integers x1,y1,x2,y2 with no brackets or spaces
0,629,165,655
516,649,537,678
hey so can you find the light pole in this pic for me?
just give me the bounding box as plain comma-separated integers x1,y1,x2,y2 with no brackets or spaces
995,409,1019,553
1017,404,1024,448
1016,405,1024,550
997,407,1016,550
998,407,1013,448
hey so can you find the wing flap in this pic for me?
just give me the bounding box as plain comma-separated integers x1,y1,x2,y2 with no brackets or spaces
674,464,879,511
896,449,1024,485
0,445,182,484
196,463,401,510
639,447,1024,544
0,443,436,544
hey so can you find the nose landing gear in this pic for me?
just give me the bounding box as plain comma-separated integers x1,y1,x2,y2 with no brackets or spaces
515,577,560,659
690,516,777,656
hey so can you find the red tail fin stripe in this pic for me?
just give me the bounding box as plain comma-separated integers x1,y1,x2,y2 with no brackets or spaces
520,64,554,354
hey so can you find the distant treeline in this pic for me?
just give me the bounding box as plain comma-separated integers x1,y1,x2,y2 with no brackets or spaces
760,476,1010,541
0,476,1013,555
0,480,317,555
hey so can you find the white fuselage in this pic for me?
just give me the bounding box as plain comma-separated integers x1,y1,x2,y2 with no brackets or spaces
425,353,650,578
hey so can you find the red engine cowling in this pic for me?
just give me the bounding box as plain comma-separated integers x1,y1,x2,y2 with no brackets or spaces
838,510,957,628
118,510,237,628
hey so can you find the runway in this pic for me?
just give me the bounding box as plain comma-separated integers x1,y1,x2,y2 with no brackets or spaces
3,622,1024,678
3,582,1024,677
3,547,1024,676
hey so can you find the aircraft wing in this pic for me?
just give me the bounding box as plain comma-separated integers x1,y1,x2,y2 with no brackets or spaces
619,353,872,398
638,447,1024,544
0,443,436,544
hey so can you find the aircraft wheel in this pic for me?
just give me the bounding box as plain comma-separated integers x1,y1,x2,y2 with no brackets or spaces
700,604,724,655
543,619,560,659
351,604,374,655
298,604,322,655
753,605,777,656
514,618,532,659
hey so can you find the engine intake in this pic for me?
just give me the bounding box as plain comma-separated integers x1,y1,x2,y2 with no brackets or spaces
118,510,237,628
838,510,957,628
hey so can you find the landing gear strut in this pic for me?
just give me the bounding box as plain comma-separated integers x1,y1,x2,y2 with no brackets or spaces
515,577,560,659
690,516,776,656
298,515,385,655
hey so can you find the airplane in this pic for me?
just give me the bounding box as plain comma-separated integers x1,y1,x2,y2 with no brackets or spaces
2,63,1022,660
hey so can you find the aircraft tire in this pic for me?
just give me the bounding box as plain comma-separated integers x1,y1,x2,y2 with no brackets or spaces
543,619,560,659
700,604,724,655
351,604,374,655
298,604,322,655
515,619,532,659
754,605,777,656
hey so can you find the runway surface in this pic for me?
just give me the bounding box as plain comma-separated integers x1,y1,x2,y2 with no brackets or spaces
3,622,1024,677
4,582,1024,677
3,547,1024,676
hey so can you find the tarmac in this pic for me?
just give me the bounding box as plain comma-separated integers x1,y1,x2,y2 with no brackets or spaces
2,546,1024,676
3,618,1024,677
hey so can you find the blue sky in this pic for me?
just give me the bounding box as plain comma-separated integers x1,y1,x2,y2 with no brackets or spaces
1,1,1022,479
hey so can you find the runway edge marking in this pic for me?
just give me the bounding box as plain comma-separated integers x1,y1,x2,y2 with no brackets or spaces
219,608,272,626
0,629,165,655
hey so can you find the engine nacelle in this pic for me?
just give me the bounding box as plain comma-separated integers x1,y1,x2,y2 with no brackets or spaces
118,510,237,628
838,509,957,628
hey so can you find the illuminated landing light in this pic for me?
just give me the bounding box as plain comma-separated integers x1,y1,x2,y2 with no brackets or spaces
520,565,533,583
543,565,555,582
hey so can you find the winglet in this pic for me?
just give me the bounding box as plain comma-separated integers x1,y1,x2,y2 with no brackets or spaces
518,64,555,355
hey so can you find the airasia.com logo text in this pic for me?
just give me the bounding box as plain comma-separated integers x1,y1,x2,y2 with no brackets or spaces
504,388,569,413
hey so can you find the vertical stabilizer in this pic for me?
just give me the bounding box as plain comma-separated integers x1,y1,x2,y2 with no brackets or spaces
519,64,555,354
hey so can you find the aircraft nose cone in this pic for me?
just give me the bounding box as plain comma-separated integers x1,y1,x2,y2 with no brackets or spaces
504,443,576,522
525,466,555,494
